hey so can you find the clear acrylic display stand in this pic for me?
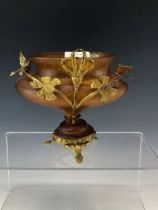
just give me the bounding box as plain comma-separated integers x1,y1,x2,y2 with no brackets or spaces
0,132,158,210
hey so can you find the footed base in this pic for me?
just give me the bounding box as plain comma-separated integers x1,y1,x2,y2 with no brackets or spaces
51,116,96,163
53,133,96,163
53,115,96,139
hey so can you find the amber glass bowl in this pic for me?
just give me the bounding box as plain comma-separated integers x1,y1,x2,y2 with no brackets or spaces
10,49,133,163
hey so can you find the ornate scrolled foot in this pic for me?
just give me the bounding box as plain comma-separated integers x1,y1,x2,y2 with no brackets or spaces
52,133,96,163
71,145,83,163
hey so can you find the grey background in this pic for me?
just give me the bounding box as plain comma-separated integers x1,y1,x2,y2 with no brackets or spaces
0,0,158,151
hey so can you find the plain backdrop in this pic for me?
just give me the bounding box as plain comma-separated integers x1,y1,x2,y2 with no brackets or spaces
0,0,158,152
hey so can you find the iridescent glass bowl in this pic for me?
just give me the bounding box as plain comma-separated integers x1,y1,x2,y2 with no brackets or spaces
10,49,133,163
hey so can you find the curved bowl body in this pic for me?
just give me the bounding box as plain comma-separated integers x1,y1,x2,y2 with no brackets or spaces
16,52,128,116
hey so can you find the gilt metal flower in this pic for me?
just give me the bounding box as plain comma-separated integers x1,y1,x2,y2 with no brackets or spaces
30,77,60,101
61,49,94,88
91,75,119,102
